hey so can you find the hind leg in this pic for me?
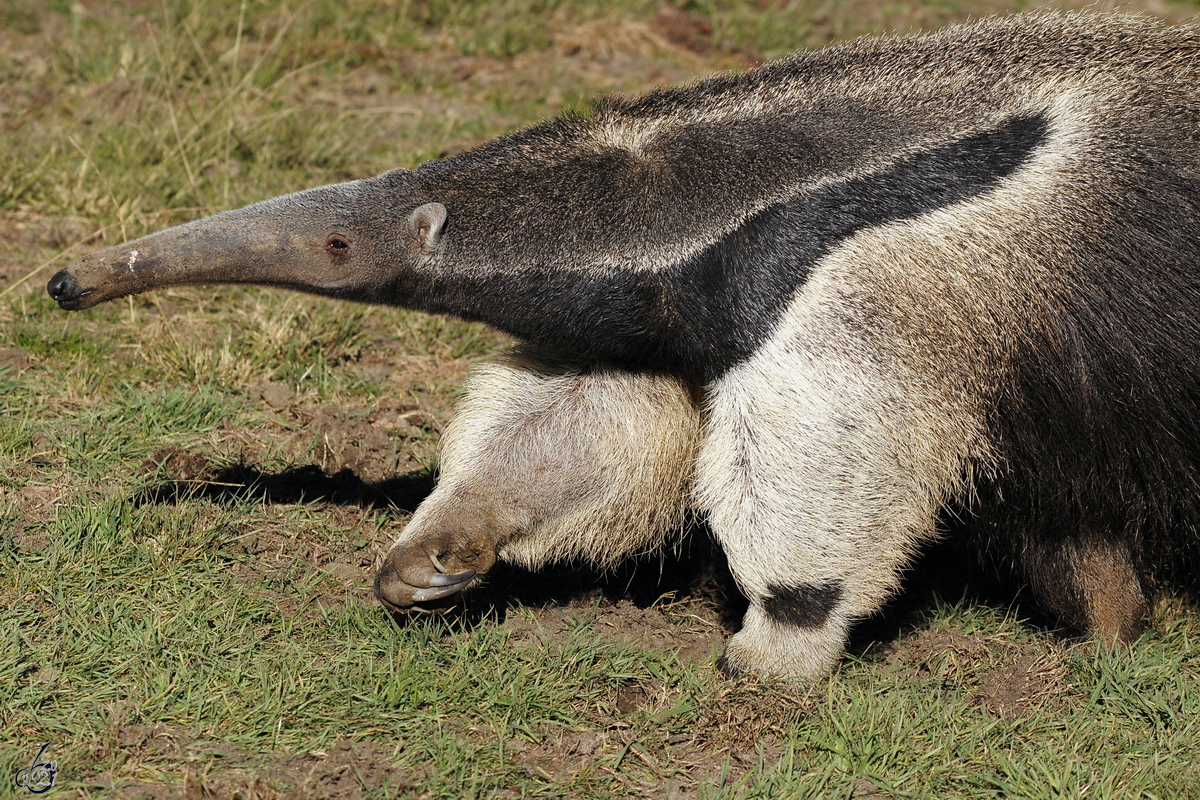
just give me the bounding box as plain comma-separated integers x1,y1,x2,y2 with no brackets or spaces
696,350,977,682
1024,536,1147,645
375,347,699,609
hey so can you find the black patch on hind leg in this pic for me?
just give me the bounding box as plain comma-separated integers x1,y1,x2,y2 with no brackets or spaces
763,580,844,628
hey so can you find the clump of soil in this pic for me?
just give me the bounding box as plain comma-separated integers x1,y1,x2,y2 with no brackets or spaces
237,391,443,486
143,447,216,482
881,627,1071,718
256,381,292,410
496,674,813,799
306,407,404,484
883,627,993,677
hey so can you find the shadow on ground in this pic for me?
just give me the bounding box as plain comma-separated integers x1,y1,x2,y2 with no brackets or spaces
136,462,437,515
135,459,1065,655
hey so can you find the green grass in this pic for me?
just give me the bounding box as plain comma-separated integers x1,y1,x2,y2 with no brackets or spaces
4,0,1200,797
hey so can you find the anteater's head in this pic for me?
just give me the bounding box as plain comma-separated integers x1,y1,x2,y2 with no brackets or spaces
48,169,446,310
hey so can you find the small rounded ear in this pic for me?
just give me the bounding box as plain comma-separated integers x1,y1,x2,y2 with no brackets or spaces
409,202,448,252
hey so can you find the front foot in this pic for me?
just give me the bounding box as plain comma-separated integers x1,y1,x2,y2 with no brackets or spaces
718,603,850,683
374,531,497,610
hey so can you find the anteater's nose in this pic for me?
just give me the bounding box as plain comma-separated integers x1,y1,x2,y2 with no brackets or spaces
46,269,92,310
47,270,77,303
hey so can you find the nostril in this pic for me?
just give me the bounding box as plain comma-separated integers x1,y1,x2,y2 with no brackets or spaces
47,270,76,300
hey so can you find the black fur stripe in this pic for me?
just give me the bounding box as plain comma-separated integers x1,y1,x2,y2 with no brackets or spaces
407,115,1049,382
762,580,844,628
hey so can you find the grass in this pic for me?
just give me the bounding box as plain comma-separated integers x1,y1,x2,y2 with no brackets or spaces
3,0,1200,797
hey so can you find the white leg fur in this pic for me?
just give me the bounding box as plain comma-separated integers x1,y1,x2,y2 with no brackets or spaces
375,348,700,608
697,289,981,680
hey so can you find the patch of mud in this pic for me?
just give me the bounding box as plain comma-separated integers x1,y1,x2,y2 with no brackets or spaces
880,627,1071,718
0,210,99,288
243,396,443,486
883,628,993,676
305,407,404,485
972,651,1070,719
0,209,93,250
489,584,813,797
5,483,62,544
0,345,30,374
138,394,441,512
13,483,58,514
687,682,813,750
9,527,50,554
651,6,717,55
95,726,421,800
229,503,398,604
506,727,607,784
498,676,813,798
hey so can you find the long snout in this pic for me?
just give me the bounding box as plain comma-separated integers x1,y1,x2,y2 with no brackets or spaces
48,240,163,310
45,195,322,311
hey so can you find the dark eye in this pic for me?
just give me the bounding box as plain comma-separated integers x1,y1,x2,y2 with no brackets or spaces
325,234,351,253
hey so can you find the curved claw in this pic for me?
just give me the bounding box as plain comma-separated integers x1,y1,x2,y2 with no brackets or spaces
427,568,477,587
375,545,485,609
411,576,476,602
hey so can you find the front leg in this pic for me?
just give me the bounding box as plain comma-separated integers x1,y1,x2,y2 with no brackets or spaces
375,348,699,609
696,346,981,681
